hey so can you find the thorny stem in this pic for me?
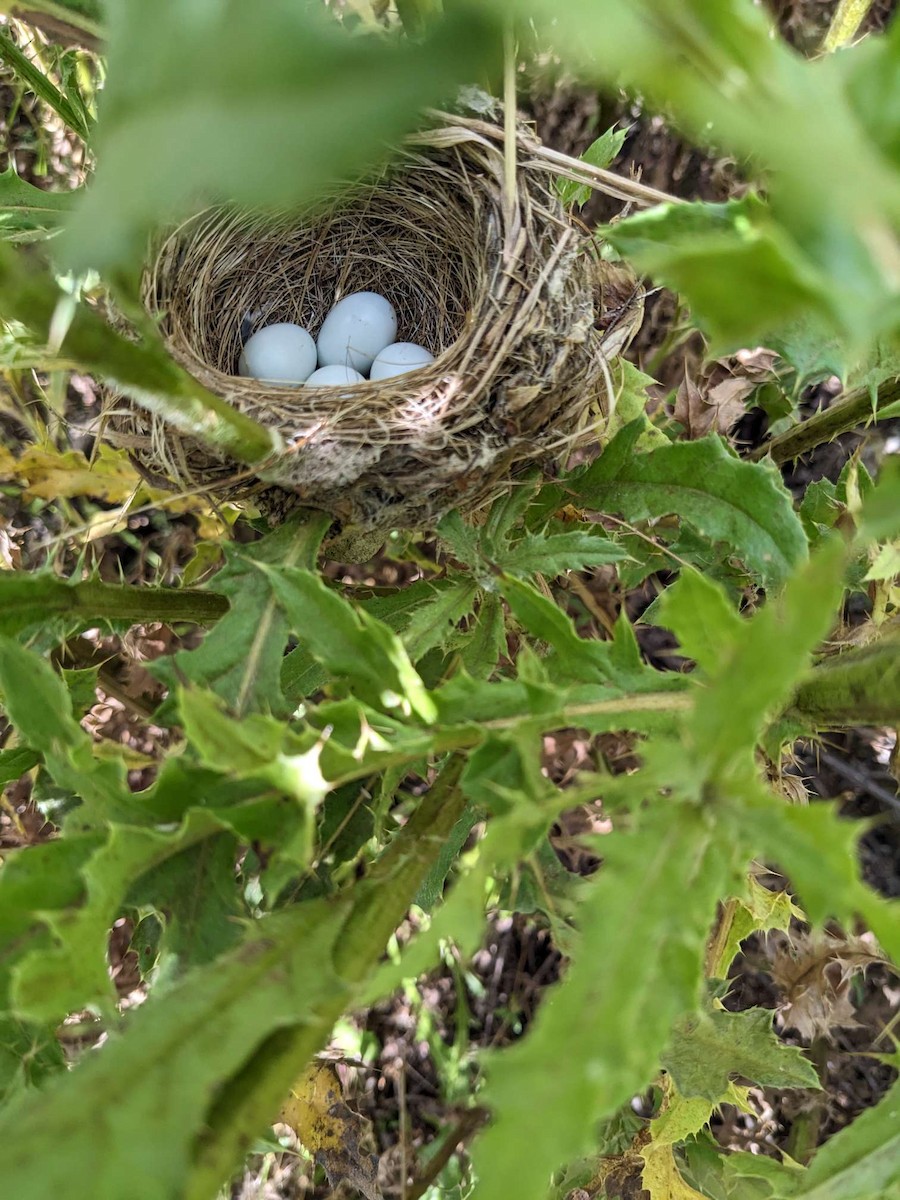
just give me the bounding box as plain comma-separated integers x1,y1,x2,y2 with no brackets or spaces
187,757,469,1200
705,897,740,979
822,0,877,51
41,576,230,626
789,636,900,727
748,377,900,464
333,754,467,978
785,1038,830,1164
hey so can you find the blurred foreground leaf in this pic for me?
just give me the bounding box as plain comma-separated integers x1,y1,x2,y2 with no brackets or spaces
60,0,500,271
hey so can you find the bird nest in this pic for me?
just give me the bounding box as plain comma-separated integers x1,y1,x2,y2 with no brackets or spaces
113,111,643,530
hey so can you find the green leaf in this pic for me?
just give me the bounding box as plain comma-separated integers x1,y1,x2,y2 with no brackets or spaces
0,637,130,825
739,793,900,966
857,456,900,544
472,802,741,1200
708,876,801,980
11,810,234,1021
440,494,623,582
557,126,628,208
459,592,506,679
685,539,846,778
265,565,437,723
60,1,500,271
126,833,243,971
0,900,353,1200
0,168,79,241
603,196,836,355
162,511,330,717
0,746,40,788
796,1078,900,1200
681,1133,802,1200
562,424,808,589
651,567,743,676
662,1007,820,1103
508,0,900,357
0,26,93,142
399,577,479,662
499,573,617,683
413,804,481,912
0,1018,65,1107
0,835,101,1011
177,688,329,867
500,530,624,577
841,19,900,169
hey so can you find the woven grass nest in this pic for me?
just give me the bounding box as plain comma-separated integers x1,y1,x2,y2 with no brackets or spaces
119,110,645,530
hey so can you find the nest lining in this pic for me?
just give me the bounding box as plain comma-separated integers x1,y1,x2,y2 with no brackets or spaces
115,114,641,529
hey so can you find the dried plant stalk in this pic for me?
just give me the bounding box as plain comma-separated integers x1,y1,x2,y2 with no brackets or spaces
110,112,643,529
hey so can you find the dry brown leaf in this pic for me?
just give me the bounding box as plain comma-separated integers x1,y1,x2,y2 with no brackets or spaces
674,349,781,440
770,931,886,1041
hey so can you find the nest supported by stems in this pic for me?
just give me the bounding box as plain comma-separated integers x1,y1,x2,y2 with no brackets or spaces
114,110,645,530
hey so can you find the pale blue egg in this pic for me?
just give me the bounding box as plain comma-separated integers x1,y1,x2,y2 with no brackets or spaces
369,342,435,381
238,322,317,384
317,291,397,375
306,365,366,386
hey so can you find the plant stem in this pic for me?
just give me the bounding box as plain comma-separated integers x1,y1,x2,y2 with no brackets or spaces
822,0,876,51
9,2,103,50
705,897,740,978
784,1038,829,1164
30,576,229,627
749,377,900,464
187,756,469,1200
334,754,467,977
789,635,900,726
75,579,231,624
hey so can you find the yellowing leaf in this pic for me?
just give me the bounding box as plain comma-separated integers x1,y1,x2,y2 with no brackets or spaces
651,1075,754,1148
15,444,144,503
708,875,803,979
641,1143,708,1200
279,1061,380,1200
651,1077,716,1147
863,540,900,582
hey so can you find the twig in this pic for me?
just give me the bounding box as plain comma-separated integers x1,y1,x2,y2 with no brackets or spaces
502,17,518,233
428,110,682,210
748,376,900,464
522,139,686,208
405,1108,490,1200
817,747,900,820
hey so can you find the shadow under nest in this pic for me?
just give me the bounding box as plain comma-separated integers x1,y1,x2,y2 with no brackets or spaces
110,113,642,530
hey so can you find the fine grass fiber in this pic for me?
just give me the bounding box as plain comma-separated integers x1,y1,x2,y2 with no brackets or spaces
113,111,643,529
